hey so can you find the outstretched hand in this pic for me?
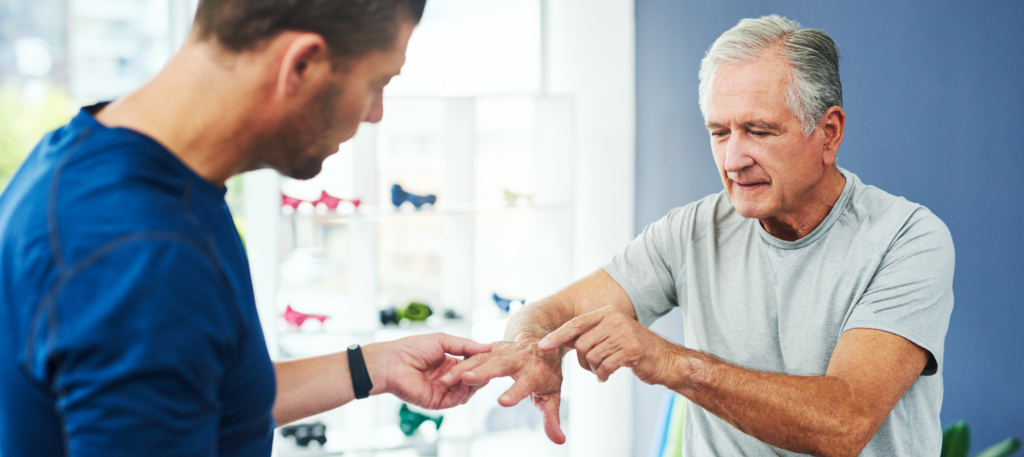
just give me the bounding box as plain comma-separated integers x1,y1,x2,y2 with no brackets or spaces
440,337,566,444
367,333,492,410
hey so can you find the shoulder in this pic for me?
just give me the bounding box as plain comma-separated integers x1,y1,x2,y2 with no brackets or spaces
840,171,954,262
52,128,211,264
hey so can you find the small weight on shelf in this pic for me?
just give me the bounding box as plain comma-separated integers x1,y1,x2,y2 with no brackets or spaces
399,403,443,437
492,293,526,313
283,305,329,327
391,184,437,210
380,302,434,326
279,421,327,447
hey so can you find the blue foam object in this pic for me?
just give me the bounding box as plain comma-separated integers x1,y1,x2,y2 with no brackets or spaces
391,184,437,209
651,392,675,457
492,293,526,312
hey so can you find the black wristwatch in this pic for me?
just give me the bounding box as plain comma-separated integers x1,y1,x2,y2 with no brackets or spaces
347,344,374,399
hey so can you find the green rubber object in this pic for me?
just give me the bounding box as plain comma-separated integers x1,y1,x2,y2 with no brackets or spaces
398,302,433,322
662,394,685,457
399,403,443,436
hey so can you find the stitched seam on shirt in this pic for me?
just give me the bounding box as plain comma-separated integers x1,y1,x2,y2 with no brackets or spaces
904,396,914,456
47,129,93,272
21,231,223,387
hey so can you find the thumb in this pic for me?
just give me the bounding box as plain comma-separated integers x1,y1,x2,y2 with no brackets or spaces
433,333,492,357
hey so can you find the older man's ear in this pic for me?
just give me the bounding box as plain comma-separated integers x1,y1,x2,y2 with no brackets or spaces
819,106,846,164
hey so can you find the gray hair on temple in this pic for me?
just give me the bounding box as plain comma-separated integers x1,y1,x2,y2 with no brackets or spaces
698,15,842,136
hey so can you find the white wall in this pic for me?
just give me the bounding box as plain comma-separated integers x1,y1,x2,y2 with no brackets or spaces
544,1,637,456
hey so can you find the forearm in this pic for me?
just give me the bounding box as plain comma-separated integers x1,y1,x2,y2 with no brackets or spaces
504,294,575,343
673,351,874,457
272,344,388,426
504,269,631,343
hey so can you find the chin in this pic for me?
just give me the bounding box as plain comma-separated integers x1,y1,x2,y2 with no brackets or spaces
281,159,324,181
730,197,772,220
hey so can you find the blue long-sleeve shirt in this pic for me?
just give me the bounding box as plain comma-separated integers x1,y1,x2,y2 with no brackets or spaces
0,104,276,456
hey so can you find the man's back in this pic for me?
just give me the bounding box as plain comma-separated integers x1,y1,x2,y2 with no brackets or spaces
0,105,276,457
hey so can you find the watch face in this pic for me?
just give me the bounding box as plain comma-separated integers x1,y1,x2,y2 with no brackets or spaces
348,344,359,351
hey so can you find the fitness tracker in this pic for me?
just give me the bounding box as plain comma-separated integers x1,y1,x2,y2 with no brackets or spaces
347,344,373,399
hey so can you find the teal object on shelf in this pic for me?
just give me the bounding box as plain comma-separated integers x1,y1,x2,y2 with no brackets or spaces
399,403,443,437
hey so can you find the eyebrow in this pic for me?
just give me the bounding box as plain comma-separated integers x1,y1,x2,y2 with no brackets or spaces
745,120,781,131
704,120,781,130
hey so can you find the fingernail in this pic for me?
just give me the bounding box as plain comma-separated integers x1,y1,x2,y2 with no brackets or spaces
464,371,475,378
440,373,452,383
539,338,550,348
500,394,511,403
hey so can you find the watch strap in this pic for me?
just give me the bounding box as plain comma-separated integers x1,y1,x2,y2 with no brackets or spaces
347,345,373,399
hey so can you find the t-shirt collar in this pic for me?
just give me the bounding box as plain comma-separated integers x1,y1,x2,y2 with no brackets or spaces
73,102,228,199
756,166,856,250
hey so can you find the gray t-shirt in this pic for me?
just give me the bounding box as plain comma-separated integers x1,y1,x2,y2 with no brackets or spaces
603,168,954,456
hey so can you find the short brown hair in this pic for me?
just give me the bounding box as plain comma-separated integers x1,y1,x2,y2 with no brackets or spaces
194,0,427,59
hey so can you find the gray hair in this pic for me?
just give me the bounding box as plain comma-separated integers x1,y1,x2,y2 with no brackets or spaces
698,15,842,136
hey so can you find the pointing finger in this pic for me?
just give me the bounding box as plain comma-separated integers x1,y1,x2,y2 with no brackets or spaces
538,310,607,351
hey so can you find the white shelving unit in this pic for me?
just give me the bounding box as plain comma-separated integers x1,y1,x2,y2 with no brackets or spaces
244,96,575,457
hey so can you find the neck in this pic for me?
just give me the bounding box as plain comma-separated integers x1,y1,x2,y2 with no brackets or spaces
759,166,847,242
94,40,270,187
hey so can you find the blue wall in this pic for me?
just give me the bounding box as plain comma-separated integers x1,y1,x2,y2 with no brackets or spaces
634,1,1024,455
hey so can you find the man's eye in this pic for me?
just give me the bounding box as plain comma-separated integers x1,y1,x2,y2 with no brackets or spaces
750,131,770,137
711,131,728,137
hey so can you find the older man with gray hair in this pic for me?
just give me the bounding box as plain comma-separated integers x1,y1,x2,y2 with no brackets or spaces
442,14,954,456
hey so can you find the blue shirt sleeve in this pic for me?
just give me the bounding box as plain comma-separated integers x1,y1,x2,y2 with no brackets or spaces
37,236,240,457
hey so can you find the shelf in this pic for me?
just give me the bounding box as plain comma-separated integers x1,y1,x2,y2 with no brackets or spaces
280,201,571,224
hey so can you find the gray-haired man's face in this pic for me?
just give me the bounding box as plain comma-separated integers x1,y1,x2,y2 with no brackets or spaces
704,55,832,222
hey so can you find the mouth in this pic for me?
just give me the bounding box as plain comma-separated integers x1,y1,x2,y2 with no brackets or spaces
733,180,769,190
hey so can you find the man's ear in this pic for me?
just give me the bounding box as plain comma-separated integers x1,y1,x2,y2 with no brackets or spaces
275,33,333,98
820,106,846,166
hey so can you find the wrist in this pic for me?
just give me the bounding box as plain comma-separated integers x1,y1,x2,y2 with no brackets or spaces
360,342,390,397
667,347,708,395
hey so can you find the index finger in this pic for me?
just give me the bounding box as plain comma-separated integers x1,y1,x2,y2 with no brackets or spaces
432,333,493,357
537,310,606,351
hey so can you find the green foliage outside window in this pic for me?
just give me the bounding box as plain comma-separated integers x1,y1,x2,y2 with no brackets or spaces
0,81,74,190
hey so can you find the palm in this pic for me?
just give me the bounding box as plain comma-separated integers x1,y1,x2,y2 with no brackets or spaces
389,336,477,410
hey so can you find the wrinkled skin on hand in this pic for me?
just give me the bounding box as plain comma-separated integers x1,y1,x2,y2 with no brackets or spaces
369,333,492,410
540,306,677,387
441,338,567,444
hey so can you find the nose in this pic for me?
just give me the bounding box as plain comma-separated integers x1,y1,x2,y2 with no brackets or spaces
362,94,383,123
723,133,755,174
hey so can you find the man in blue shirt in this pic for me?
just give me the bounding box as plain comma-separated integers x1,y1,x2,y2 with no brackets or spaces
0,1,490,456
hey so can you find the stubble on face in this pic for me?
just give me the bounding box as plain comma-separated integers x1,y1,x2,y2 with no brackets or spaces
272,80,347,180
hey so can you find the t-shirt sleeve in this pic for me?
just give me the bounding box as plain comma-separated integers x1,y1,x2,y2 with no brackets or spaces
842,208,955,376
603,208,686,327
29,237,238,457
